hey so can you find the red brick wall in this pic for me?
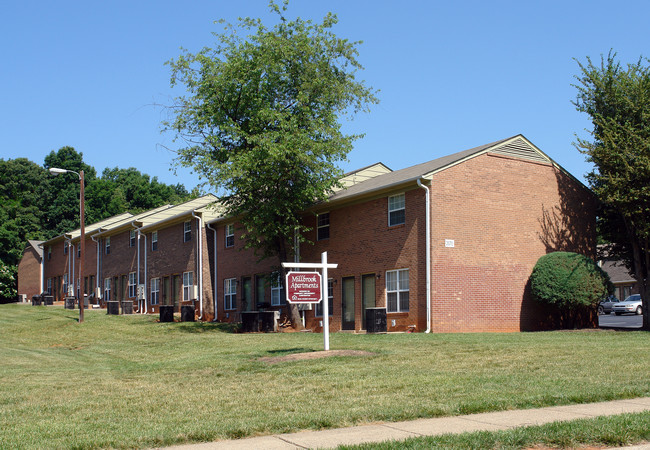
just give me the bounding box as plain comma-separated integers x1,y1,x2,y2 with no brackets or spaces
301,188,427,333
17,246,42,300
211,220,282,322
43,240,70,301
429,153,597,332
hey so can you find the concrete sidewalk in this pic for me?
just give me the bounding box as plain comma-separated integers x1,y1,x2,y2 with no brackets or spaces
166,397,650,449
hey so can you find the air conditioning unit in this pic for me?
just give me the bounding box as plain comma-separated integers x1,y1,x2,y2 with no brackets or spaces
19,294,27,303
137,284,146,300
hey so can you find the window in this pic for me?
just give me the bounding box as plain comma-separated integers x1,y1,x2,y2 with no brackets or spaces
104,278,111,301
225,224,235,248
386,269,409,312
64,243,68,255
315,279,334,317
47,246,51,260
182,271,194,301
388,193,405,226
128,272,137,298
150,278,160,305
271,275,285,306
183,221,191,242
151,231,158,251
317,213,330,240
47,278,52,295
77,245,80,258
224,278,237,310
129,230,136,247
105,237,111,255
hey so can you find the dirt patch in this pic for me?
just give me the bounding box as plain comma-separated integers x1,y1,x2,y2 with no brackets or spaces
259,350,374,364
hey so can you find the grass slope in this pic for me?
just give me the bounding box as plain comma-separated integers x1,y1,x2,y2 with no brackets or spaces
1,304,649,449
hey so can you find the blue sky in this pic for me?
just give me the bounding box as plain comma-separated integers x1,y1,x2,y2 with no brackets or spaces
2,1,648,191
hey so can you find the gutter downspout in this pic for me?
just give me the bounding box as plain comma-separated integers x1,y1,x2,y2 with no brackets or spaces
37,243,44,295
206,223,218,321
131,221,147,314
90,234,100,301
192,211,204,320
417,178,432,334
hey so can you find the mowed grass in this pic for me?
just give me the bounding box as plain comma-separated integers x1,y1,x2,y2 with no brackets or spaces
1,304,649,449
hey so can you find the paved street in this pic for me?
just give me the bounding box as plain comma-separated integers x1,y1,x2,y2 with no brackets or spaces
599,312,643,329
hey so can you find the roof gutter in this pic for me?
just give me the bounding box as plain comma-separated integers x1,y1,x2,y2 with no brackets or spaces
417,178,432,334
191,211,204,320
131,221,147,314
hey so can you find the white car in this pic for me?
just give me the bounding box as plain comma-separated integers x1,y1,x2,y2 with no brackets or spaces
612,294,643,316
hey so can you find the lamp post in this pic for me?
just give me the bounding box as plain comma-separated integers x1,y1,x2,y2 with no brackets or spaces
49,167,85,323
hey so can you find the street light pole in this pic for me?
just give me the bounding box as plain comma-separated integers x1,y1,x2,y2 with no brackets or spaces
49,167,85,323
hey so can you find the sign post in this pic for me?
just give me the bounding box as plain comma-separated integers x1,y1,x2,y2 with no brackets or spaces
282,252,337,351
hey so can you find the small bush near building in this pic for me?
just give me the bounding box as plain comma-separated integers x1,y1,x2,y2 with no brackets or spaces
531,252,612,327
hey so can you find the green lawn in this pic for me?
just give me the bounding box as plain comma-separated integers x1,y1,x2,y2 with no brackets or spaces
1,304,649,449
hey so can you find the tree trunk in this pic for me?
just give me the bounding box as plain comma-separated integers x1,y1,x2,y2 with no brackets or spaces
628,229,650,330
277,237,304,330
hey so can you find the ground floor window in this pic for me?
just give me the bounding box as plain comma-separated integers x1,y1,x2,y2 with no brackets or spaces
315,279,334,317
386,269,409,312
183,271,194,301
150,278,160,305
224,278,236,310
46,278,52,295
271,275,285,306
128,272,137,298
63,274,68,297
104,278,111,301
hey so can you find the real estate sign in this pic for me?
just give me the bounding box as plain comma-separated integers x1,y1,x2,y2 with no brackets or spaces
286,272,322,303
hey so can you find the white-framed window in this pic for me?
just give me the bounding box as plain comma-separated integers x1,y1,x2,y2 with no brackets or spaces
129,230,136,247
47,278,52,295
388,193,405,226
105,237,111,255
76,278,80,298
77,244,80,258
224,278,237,310
271,275,285,306
183,221,191,242
315,279,334,317
151,231,158,251
386,269,409,312
150,278,160,305
182,271,193,301
128,272,137,298
225,224,235,248
317,213,330,240
104,278,111,301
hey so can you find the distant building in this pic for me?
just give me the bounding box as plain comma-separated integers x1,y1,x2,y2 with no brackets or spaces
17,240,44,302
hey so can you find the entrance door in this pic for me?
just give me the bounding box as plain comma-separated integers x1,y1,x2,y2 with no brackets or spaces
172,275,181,312
162,276,171,306
362,274,376,330
242,277,252,311
342,277,355,330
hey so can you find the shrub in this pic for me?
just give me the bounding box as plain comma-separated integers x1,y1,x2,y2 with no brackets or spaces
530,252,613,309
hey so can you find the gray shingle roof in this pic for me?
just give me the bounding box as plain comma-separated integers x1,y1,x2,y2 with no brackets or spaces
326,136,514,204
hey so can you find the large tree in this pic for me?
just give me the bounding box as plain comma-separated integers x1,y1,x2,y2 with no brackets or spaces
164,1,378,327
573,51,650,330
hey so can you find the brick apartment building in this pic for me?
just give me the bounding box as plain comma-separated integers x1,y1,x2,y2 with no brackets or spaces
24,135,596,332
17,240,44,302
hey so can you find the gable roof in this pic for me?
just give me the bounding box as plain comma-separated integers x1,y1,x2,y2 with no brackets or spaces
26,240,44,259
134,194,219,232
324,135,572,207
